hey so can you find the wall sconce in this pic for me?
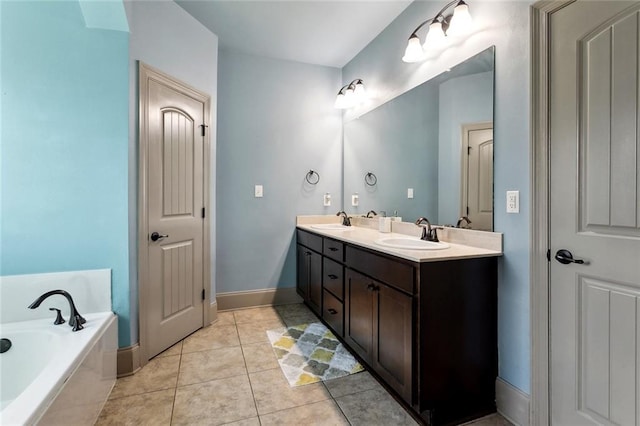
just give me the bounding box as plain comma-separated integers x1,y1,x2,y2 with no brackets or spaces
402,0,473,63
335,79,366,109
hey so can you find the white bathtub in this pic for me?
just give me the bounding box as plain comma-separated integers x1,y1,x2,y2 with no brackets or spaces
0,312,117,425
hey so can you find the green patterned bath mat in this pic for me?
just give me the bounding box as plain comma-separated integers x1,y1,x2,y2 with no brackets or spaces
266,322,364,387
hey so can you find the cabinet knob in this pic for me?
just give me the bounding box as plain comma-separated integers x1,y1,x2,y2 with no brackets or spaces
367,283,376,291
328,247,339,252
327,308,338,315
305,251,312,256
328,274,338,280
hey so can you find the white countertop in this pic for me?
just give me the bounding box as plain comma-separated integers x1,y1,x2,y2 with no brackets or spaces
296,223,502,263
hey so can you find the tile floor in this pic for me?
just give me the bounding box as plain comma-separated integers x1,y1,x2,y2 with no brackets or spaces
96,303,512,426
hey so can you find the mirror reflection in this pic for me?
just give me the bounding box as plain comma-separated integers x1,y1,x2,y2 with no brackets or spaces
343,46,495,230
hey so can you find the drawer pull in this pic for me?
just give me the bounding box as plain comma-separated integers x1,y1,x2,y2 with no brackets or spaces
328,274,338,280
305,251,312,256
328,308,338,315
328,247,339,252
367,283,379,292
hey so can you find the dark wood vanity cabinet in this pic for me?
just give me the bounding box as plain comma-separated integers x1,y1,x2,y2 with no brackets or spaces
296,227,498,425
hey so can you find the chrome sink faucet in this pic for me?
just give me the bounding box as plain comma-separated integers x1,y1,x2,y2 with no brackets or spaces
28,290,86,331
415,217,439,242
336,211,351,226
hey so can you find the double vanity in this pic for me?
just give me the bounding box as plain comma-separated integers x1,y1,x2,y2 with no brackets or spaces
296,216,502,426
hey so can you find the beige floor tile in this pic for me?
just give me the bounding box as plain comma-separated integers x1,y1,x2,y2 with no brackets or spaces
463,413,514,426
220,418,260,426
324,371,381,398
234,306,283,324
259,399,349,425
241,341,280,373
281,313,321,327
334,387,418,426
154,340,183,358
178,346,247,386
96,388,174,426
172,375,257,426
274,303,313,319
109,355,180,399
216,311,236,325
249,367,331,415
182,324,240,353
237,319,285,345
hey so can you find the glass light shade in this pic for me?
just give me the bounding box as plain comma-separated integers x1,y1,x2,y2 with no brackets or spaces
447,2,472,37
334,92,348,109
353,81,366,102
423,21,447,50
402,36,426,63
343,87,356,108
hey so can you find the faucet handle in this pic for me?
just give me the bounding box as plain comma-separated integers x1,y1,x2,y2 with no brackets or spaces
49,308,65,325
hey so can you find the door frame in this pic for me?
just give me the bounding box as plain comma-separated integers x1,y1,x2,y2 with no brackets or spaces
459,121,493,222
530,1,576,424
137,61,211,365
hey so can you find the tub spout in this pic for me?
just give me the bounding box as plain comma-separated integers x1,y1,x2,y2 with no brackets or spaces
28,290,86,331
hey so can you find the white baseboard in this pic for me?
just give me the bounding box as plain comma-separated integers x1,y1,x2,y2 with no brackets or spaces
117,343,141,377
210,300,218,323
496,377,530,426
217,287,303,311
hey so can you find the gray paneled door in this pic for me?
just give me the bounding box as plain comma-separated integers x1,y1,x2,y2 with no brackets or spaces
550,2,640,424
141,65,208,359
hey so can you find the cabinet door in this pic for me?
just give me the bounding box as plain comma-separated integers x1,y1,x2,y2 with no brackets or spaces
374,282,413,403
307,250,322,315
296,245,309,300
344,269,374,363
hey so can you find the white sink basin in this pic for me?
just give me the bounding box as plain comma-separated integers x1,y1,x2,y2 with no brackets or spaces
310,224,350,231
374,237,449,250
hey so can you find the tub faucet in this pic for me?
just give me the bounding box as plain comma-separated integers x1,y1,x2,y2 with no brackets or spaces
28,290,86,332
365,210,377,218
336,211,351,226
456,216,472,228
415,217,439,242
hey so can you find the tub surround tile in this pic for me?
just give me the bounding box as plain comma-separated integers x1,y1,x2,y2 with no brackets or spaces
172,375,257,426
323,371,381,398
156,341,183,358
178,346,246,386
249,367,331,415
259,399,349,425
233,306,283,324
182,324,240,353
334,387,418,426
109,355,180,399
236,319,285,345
96,388,175,426
241,342,280,373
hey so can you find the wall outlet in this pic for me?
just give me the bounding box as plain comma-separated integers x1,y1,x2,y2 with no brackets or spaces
506,190,519,213
407,188,414,199
254,185,263,198
323,193,331,207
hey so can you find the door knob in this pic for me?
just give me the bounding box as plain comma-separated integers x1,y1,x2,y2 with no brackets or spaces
150,232,168,242
555,249,587,265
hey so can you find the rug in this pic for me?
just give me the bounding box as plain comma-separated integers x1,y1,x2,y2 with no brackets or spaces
266,322,364,387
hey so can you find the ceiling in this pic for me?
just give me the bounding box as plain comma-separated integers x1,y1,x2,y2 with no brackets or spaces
175,0,413,68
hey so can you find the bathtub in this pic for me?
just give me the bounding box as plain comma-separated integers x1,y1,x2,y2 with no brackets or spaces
0,312,117,425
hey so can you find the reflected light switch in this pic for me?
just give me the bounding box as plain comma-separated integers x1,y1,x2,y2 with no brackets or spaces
255,185,263,198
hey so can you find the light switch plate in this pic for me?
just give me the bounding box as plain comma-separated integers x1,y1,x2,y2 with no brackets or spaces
506,190,519,213
255,185,263,198
407,188,414,199
351,193,359,206
323,193,331,207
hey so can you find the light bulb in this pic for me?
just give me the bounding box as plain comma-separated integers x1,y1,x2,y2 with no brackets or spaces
334,92,347,109
447,1,472,37
343,87,356,108
423,21,447,51
353,80,366,103
402,35,426,63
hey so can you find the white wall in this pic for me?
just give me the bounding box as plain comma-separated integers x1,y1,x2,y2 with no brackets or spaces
124,0,218,343
342,1,533,394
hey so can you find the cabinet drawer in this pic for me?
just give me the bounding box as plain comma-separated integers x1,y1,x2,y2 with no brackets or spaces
323,238,344,262
323,290,343,336
297,229,322,253
323,258,344,300
345,246,414,294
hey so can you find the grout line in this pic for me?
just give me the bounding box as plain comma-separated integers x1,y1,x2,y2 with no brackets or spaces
238,323,261,422
168,339,183,425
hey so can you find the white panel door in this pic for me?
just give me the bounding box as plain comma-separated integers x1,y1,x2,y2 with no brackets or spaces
549,2,640,424
465,125,493,231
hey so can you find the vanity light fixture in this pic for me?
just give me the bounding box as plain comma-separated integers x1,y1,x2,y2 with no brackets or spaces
335,79,366,109
402,0,473,63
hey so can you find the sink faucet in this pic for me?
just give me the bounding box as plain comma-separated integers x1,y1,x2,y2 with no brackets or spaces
336,211,351,226
28,290,86,331
365,210,377,218
456,216,472,228
415,217,439,242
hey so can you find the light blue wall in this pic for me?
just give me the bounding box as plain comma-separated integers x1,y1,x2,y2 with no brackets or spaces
1,1,131,345
342,1,532,394
125,0,218,345
217,50,342,293
438,71,494,223
344,82,439,222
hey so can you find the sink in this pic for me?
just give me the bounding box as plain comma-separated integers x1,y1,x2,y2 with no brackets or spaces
374,237,449,250
310,224,350,231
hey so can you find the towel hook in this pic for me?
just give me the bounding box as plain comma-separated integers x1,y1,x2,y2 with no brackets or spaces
364,172,377,186
305,170,320,185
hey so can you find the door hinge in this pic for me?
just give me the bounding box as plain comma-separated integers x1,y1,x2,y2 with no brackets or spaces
466,206,469,215
546,249,551,262
200,124,208,137
202,207,205,218
202,289,205,300
467,146,471,155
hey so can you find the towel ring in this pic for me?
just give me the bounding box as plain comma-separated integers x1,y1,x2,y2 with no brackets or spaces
305,170,320,185
364,172,377,186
